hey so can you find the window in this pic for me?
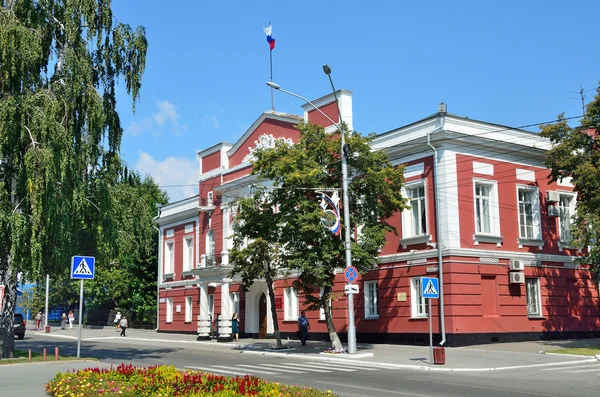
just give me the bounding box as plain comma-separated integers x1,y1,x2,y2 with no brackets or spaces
208,294,215,320
517,187,541,240
526,278,541,317
475,183,492,234
410,278,428,318
166,298,173,323
185,296,193,322
320,288,332,320
183,237,194,271
165,241,174,274
284,287,298,320
364,281,379,319
230,292,240,315
206,229,215,263
558,193,576,243
407,184,426,236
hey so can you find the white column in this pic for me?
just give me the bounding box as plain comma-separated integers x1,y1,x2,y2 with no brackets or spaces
219,278,232,337
197,282,210,336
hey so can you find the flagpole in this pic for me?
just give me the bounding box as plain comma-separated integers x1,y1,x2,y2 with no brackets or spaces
270,49,274,110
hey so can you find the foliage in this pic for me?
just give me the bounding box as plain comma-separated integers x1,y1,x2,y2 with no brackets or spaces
229,191,286,348
45,364,337,396
0,0,148,358
540,86,600,279
241,122,407,349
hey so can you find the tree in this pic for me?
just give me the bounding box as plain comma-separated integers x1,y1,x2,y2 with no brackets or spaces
540,86,600,279
229,192,287,349
244,122,407,350
0,0,147,358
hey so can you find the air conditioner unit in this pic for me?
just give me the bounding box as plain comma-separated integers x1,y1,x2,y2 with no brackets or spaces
546,190,560,203
510,259,525,271
509,271,525,284
547,204,560,218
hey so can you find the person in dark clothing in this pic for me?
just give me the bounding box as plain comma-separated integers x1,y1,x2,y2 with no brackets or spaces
232,312,240,342
297,311,310,346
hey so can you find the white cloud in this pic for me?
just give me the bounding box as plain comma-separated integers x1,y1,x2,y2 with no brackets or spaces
135,151,198,203
126,99,187,137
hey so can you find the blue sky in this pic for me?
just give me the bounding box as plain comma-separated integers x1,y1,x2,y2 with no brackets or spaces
112,0,600,202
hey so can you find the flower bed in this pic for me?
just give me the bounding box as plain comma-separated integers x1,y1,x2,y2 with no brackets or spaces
45,364,337,397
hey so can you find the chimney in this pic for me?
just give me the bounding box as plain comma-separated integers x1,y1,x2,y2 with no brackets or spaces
438,102,447,114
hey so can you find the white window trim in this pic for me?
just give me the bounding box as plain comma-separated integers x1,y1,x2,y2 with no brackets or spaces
472,179,503,247
166,298,173,323
182,236,194,272
516,185,543,248
284,287,298,321
164,240,175,276
526,278,542,318
401,180,431,248
364,281,379,319
557,191,577,250
410,277,428,318
185,296,193,322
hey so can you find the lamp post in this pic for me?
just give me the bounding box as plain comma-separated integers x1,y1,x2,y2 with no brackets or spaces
266,70,357,354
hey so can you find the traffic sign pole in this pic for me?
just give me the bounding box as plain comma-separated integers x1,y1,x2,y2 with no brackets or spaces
71,255,95,359
77,279,83,358
428,298,433,365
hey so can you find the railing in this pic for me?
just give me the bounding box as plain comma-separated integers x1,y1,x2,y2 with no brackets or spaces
199,197,220,207
205,253,222,267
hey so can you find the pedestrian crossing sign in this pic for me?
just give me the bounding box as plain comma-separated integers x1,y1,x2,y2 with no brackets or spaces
421,277,439,298
71,256,95,279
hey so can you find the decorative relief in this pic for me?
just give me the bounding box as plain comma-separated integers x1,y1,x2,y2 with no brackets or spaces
407,258,427,265
523,260,541,266
243,134,294,163
479,257,499,263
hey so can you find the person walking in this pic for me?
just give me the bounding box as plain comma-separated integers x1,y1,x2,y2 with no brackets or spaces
68,310,74,330
119,316,128,337
231,312,240,342
61,313,67,330
297,311,310,346
114,311,122,332
35,311,42,330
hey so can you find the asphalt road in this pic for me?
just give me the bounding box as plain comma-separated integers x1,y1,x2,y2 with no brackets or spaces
10,334,600,397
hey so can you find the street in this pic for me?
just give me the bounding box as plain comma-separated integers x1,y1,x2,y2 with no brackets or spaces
9,332,600,397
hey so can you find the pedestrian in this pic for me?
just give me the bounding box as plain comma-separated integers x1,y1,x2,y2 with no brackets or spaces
61,313,67,330
68,310,74,330
35,311,42,330
119,316,128,337
209,313,213,338
231,312,240,342
297,311,310,346
214,313,220,337
114,311,122,332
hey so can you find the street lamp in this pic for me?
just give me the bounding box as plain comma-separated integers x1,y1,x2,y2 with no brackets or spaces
266,68,357,354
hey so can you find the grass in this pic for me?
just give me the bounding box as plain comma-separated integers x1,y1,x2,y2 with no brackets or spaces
0,349,96,365
546,347,600,356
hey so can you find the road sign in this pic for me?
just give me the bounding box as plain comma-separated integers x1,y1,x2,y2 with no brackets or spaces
71,256,95,280
344,266,358,283
421,277,439,299
344,284,359,295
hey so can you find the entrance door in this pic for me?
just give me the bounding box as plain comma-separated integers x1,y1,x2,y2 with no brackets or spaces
258,293,267,339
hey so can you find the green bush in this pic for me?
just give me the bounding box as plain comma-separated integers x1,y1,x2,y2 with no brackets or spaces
45,364,337,396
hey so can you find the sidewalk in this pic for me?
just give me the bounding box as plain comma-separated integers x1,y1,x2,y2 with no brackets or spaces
30,326,600,372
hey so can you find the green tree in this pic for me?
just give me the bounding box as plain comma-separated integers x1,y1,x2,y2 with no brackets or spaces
229,191,288,349
540,86,600,279
241,122,406,350
0,0,147,358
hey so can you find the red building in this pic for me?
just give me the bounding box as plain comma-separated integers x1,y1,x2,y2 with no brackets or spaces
154,91,600,346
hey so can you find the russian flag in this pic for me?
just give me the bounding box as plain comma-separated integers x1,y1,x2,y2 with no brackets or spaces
264,24,275,51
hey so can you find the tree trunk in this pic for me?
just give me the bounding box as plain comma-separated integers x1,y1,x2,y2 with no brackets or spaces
324,285,344,351
264,261,283,349
0,259,17,359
